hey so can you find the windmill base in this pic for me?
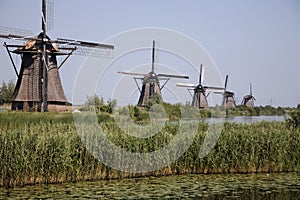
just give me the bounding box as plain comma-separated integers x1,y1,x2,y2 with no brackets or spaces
12,101,71,112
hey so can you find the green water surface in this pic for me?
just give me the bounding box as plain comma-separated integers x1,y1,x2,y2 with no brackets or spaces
1,173,299,199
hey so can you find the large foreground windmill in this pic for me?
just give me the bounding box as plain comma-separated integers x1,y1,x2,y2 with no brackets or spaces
118,40,189,107
241,83,255,107
219,75,236,108
0,0,114,112
177,64,224,109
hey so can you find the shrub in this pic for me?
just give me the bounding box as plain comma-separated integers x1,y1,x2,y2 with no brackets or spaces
286,110,300,129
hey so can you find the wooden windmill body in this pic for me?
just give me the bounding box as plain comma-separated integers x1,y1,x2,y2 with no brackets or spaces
177,64,224,109
222,91,236,108
220,75,236,108
191,85,210,109
137,73,162,106
1,0,114,112
10,33,66,111
118,41,188,107
242,83,255,107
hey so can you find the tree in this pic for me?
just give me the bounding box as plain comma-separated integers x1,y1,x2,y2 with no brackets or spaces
85,95,104,106
0,80,15,105
82,94,117,114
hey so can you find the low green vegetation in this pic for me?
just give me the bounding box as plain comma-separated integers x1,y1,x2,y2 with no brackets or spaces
0,111,299,187
225,105,287,116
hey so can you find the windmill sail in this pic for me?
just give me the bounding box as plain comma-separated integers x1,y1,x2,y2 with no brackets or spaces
0,0,114,112
221,75,236,108
177,64,224,109
242,83,255,107
118,40,188,107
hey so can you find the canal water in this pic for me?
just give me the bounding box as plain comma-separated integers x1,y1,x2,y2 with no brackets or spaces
225,115,285,123
1,173,299,199
205,115,285,124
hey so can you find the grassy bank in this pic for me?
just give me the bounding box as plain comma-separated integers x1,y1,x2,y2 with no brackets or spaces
0,112,299,187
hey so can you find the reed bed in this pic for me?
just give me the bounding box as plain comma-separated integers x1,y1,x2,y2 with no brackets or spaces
0,112,299,187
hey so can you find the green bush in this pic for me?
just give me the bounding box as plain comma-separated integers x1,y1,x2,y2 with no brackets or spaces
79,95,117,114
286,110,300,129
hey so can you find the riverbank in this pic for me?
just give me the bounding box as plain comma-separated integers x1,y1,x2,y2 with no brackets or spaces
0,112,299,187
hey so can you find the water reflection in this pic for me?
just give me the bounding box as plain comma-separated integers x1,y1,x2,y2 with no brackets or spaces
1,173,299,199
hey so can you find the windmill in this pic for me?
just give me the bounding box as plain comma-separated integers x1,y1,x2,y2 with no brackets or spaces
241,83,255,107
177,64,224,109
0,0,114,112
217,75,236,108
118,40,189,107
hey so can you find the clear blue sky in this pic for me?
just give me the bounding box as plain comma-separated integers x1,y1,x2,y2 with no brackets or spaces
0,0,299,107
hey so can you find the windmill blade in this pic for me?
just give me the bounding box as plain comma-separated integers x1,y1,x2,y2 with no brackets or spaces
197,64,205,84
152,40,155,72
176,83,197,88
158,73,189,79
55,37,114,57
55,37,114,49
118,71,147,76
199,64,203,85
204,86,224,91
201,65,205,83
224,75,228,90
46,0,54,31
0,34,38,42
41,0,54,33
250,83,252,96
0,26,33,38
159,77,170,80
42,0,47,34
213,91,224,94
65,44,113,57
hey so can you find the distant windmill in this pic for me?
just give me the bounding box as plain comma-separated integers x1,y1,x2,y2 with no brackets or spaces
118,40,189,107
241,83,255,107
0,0,114,112
216,75,236,108
177,64,224,109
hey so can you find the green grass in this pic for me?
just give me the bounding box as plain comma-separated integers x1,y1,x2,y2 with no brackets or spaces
0,112,299,187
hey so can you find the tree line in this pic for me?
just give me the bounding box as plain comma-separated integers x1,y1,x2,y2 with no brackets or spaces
0,80,15,105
